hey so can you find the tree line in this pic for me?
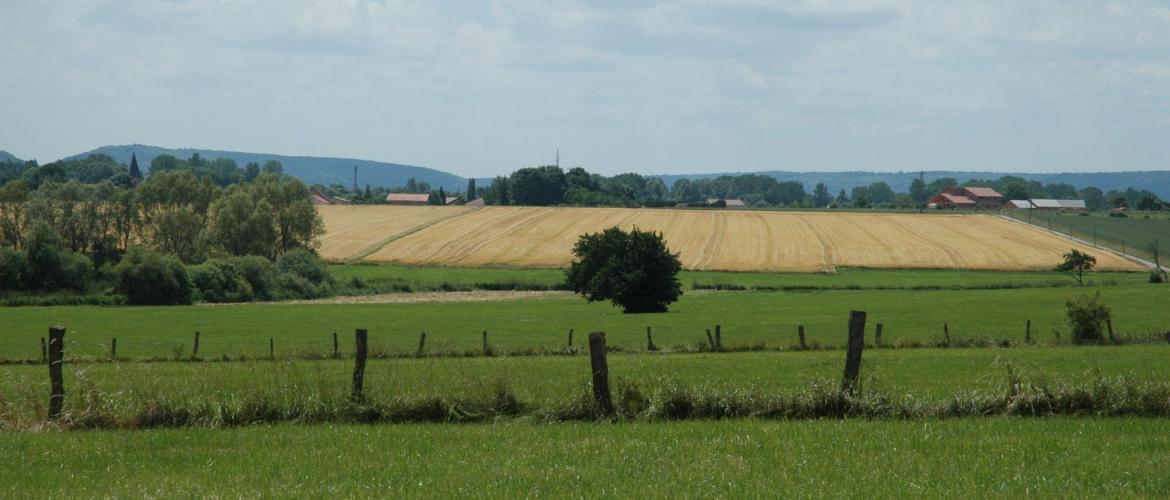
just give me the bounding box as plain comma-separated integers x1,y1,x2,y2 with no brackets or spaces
0,154,329,304
466,165,1167,211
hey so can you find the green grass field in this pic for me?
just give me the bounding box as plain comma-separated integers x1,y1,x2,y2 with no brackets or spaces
330,263,1149,292
1006,211,1170,263
2,345,1167,424
3,419,1169,497
1,283,1165,361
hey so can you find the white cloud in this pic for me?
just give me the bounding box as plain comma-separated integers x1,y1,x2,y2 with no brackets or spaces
0,0,1167,175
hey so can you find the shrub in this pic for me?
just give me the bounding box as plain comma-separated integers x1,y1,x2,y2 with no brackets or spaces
565,226,682,313
187,263,255,303
24,222,92,291
0,247,29,291
114,248,193,305
223,256,278,300
1065,292,1111,344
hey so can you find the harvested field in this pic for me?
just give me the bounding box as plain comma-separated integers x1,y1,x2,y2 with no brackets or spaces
316,205,476,260
322,206,1143,271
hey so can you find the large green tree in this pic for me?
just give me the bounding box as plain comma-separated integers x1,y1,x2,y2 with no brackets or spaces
565,226,682,313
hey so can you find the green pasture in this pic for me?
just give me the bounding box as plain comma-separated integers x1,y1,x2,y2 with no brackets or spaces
0,284,1166,361
2,345,1167,421
329,263,1149,292
3,418,1169,497
1006,210,1170,263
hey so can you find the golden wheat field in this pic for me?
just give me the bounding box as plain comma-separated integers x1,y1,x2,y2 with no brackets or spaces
317,205,1143,272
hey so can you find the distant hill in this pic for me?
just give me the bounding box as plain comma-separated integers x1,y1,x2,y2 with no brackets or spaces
659,170,1170,198
0,150,20,162
64,144,466,191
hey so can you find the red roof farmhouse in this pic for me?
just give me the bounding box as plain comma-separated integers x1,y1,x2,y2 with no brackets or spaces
928,187,1003,210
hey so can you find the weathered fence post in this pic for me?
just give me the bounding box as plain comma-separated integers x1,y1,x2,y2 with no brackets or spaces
193,331,200,358
1025,320,1032,345
715,324,723,350
111,338,117,360
482,330,491,356
798,325,807,350
40,337,47,363
568,328,574,348
842,311,867,394
705,329,715,350
417,332,426,357
48,326,65,420
269,338,274,360
351,328,368,402
943,323,951,346
1106,319,1116,344
588,332,614,415
333,332,339,359
875,323,883,347
646,326,658,351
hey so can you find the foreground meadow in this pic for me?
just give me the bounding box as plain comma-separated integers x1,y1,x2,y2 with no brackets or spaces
3,419,1169,497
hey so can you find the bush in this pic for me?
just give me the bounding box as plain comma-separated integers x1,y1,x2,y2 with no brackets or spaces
25,222,92,291
1065,292,1111,344
0,247,29,291
565,226,682,313
188,263,255,303
114,248,193,305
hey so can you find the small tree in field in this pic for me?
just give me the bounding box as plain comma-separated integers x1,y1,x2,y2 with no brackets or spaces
565,226,682,313
1056,249,1096,286
1065,292,1111,344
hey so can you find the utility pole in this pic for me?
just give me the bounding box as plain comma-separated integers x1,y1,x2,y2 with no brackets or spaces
556,148,560,169
353,165,358,193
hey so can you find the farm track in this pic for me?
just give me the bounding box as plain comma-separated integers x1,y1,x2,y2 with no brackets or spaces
320,206,1144,272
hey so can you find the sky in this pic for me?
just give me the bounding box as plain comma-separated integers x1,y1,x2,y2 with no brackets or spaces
1,1,1169,178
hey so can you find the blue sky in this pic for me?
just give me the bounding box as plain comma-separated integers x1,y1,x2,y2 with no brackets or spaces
1,0,1168,177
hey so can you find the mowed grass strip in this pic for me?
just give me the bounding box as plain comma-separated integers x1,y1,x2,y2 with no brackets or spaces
3,419,1169,497
339,206,1142,271
329,263,1150,292
1,284,1166,360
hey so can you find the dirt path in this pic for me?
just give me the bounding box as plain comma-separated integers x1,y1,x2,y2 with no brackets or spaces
218,290,577,306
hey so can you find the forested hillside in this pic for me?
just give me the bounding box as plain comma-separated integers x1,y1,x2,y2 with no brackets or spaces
65,144,466,191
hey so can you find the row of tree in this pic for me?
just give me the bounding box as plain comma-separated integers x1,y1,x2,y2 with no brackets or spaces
471,166,1167,210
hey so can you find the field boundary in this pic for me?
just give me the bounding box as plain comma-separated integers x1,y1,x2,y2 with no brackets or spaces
345,207,481,262
996,215,1164,272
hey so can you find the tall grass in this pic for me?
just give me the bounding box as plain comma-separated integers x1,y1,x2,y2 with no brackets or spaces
4,361,1169,431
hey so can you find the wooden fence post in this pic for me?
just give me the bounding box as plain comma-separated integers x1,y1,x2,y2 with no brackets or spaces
568,328,573,348
193,331,200,358
482,331,491,356
269,338,274,360
588,332,614,415
943,323,951,346
111,338,117,360
646,326,658,351
40,337,47,363
351,329,368,402
798,325,807,350
333,332,339,359
705,329,715,350
715,324,723,350
417,332,426,357
48,326,65,420
875,323,883,347
1025,320,1032,345
842,311,867,394
1107,319,1115,344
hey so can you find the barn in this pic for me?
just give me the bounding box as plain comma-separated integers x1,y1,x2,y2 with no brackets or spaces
928,187,1003,210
